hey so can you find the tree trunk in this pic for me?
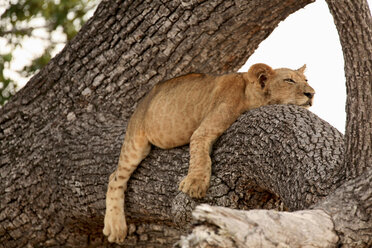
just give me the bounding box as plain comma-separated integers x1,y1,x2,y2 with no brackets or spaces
317,0,372,245
179,1,372,247
9,0,371,247
325,0,372,178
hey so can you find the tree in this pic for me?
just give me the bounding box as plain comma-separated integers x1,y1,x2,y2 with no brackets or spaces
0,0,98,105
179,0,372,247
0,1,370,248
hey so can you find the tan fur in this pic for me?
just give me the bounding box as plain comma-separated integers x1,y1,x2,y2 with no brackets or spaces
103,63,315,243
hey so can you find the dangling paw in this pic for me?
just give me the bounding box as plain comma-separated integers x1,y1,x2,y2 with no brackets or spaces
103,208,127,244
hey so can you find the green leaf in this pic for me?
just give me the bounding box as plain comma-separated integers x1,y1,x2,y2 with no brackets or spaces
0,0,99,106
3,53,13,62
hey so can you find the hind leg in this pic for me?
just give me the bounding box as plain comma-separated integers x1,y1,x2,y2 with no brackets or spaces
103,130,150,244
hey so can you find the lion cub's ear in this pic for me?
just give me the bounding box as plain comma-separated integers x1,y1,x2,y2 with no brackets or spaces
297,64,306,74
248,63,275,89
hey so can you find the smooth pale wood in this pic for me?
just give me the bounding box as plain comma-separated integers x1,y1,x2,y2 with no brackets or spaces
177,204,338,248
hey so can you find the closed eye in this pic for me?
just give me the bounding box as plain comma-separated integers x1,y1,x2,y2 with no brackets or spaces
284,78,296,84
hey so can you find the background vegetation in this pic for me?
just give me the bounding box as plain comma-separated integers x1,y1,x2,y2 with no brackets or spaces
0,0,98,105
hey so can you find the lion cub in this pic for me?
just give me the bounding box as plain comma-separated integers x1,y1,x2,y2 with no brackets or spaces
103,63,315,243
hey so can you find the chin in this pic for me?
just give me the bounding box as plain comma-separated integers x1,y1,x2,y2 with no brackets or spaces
301,104,311,109
299,101,312,109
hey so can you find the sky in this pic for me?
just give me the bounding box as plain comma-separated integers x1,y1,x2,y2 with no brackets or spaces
240,0,370,133
3,0,372,133
241,1,343,133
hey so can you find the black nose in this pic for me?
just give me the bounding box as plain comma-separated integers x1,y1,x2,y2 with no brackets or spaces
304,92,314,99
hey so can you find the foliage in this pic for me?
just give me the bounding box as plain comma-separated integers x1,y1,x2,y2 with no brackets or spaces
0,53,15,105
0,0,98,105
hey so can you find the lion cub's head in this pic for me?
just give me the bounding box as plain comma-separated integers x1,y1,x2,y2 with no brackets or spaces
247,63,315,108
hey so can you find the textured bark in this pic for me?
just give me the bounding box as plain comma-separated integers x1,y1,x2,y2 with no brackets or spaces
0,102,345,247
8,0,371,247
321,1,372,246
179,168,372,247
181,1,372,247
325,0,372,178
314,168,372,247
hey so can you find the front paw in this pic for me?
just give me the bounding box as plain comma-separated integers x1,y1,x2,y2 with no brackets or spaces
179,173,210,198
103,209,127,244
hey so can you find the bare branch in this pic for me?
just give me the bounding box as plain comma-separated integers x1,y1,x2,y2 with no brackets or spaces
0,24,54,36
178,204,338,248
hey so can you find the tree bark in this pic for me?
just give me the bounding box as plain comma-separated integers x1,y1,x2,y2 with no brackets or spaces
179,168,372,248
318,1,372,245
325,0,372,179
10,0,372,247
180,1,372,247
0,102,345,247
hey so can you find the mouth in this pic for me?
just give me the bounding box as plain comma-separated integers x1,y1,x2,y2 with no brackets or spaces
300,101,312,108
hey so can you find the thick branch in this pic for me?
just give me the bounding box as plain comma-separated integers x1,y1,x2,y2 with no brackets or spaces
180,1,372,246
177,205,338,248
2,0,337,247
0,104,344,247
178,167,372,247
325,0,372,177
313,168,372,246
